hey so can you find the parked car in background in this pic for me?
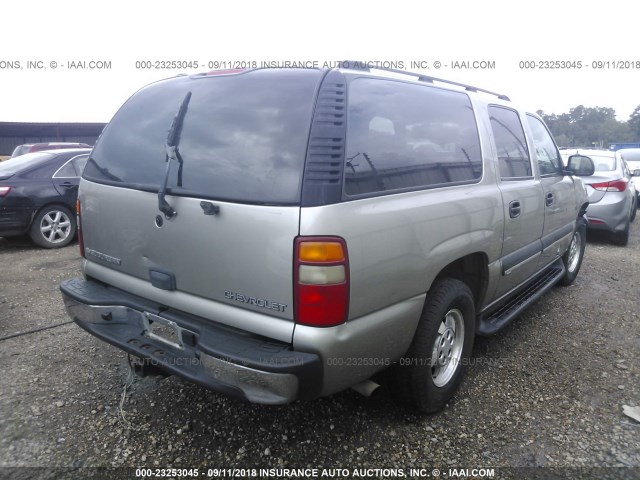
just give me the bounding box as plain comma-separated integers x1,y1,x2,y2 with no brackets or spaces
10,142,91,158
560,148,637,245
618,148,640,203
0,148,91,247
10,144,34,158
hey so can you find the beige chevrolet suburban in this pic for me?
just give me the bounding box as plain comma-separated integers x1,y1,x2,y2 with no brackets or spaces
60,62,594,412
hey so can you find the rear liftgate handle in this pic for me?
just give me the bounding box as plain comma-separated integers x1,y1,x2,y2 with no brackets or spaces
200,201,220,215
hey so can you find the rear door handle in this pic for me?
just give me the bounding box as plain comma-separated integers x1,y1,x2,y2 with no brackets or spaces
58,182,76,189
509,200,521,218
545,192,554,207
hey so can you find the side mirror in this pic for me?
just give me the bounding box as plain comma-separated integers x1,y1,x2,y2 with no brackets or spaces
566,155,595,176
633,169,640,177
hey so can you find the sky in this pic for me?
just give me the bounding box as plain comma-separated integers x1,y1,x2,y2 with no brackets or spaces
1,0,639,123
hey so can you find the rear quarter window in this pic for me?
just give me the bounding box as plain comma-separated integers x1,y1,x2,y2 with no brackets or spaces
54,154,89,178
344,78,482,196
84,69,322,204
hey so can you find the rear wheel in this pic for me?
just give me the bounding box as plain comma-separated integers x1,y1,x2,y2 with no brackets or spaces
560,218,587,286
630,198,637,222
29,205,76,248
392,279,475,413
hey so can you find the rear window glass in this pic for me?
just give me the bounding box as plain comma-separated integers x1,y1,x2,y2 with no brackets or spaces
0,152,55,177
11,145,32,157
587,155,616,172
345,78,482,196
84,69,322,204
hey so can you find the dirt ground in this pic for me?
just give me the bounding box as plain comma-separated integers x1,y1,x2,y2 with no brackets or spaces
0,224,638,480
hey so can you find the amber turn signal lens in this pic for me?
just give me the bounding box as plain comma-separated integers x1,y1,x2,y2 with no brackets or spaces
298,242,345,263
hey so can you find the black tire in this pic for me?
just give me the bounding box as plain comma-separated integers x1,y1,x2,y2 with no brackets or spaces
560,218,587,286
29,205,76,248
612,219,630,246
392,278,475,413
630,198,636,223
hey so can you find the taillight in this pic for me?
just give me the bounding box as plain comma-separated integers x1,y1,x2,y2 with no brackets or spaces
76,199,85,258
0,186,11,197
294,237,349,327
590,178,628,192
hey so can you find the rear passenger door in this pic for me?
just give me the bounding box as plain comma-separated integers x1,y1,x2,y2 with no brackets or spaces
525,115,576,269
489,106,544,300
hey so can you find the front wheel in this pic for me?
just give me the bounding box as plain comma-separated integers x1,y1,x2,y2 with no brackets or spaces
560,218,587,286
393,278,475,413
29,205,76,248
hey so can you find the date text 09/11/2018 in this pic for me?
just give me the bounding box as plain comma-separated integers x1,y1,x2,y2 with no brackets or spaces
519,60,640,69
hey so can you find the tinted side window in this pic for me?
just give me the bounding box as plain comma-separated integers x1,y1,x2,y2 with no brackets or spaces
526,115,562,175
488,106,531,179
345,78,482,196
54,160,77,178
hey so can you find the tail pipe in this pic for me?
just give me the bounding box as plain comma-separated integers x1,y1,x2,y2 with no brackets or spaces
351,379,381,398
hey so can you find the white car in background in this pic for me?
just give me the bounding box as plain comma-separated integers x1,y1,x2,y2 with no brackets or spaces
618,148,640,203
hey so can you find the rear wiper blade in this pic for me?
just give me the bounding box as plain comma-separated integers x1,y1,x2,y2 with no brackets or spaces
158,91,192,219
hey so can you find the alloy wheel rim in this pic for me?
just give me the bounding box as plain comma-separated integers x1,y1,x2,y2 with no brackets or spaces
567,231,581,273
40,210,72,244
431,308,465,387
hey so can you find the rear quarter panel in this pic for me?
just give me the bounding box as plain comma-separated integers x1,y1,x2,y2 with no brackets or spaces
299,182,503,321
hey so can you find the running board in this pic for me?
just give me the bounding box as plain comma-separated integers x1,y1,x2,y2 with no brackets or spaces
477,259,565,335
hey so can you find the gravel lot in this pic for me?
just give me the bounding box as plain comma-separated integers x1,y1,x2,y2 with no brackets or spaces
0,224,638,480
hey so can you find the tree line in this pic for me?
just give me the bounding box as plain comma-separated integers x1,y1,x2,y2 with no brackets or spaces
537,105,640,148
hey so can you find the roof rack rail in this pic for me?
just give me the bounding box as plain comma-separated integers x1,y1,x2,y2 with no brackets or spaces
339,60,510,101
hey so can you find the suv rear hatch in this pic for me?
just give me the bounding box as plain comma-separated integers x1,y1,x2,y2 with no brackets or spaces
80,69,324,340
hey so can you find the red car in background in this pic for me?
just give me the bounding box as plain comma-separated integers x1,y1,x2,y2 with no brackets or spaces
10,142,91,158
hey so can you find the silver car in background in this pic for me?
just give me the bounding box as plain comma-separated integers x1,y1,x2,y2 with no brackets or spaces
561,148,637,245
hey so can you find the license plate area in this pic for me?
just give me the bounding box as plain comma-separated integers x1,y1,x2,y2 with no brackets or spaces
142,312,183,350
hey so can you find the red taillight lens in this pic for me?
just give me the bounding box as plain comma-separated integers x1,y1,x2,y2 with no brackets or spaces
76,199,85,258
590,179,628,192
294,237,349,327
0,186,11,197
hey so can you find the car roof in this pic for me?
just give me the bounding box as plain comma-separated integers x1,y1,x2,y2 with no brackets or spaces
618,148,640,162
199,64,514,108
559,148,614,157
36,147,91,154
32,142,89,146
